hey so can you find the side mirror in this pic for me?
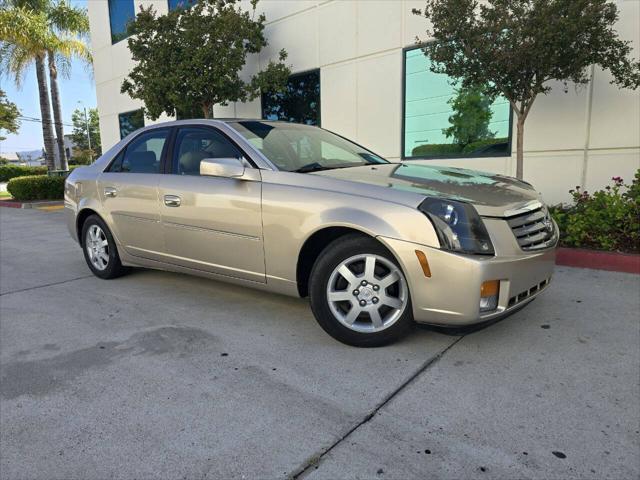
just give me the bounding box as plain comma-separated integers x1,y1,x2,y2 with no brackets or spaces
200,157,245,178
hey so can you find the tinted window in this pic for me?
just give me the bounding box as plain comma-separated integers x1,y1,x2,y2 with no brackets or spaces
109,129,169,173
168,0,196,10
403,47,511,159
262,70,321,126
173,127,241,176
118,109,145,139
108,0,135,44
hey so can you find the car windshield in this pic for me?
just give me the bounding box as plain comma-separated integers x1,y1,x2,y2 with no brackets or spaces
229,121,388,172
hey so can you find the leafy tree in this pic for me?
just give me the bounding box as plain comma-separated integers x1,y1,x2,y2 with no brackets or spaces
70,107,101,160
122,0,291,120
0,89,21,141
443,84,495,147
413,0,640,179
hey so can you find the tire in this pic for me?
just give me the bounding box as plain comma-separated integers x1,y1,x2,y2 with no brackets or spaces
309,234,413,347
81,214,128,279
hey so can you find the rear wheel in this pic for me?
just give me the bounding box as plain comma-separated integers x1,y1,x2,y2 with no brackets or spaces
309,234,413,347
81,215,128,279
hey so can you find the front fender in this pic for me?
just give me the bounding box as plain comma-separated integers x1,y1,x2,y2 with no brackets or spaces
261,181,439,285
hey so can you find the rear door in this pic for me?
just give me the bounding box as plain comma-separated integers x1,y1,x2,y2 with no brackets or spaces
158,126,265,282
98,128,170,261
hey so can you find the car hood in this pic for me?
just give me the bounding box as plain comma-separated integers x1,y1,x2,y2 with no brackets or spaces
311,162,543,217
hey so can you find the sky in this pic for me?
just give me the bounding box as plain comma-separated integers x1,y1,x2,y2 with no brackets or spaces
0,0,97,155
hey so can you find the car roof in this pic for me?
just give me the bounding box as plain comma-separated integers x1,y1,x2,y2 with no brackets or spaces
136,118,306,132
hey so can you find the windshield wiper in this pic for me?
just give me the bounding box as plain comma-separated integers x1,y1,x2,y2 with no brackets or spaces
293,162,336,173
293,162,371,173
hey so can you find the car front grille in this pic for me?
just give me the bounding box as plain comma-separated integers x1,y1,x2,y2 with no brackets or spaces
507,207,557,251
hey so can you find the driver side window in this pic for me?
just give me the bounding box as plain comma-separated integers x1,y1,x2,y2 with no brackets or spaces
173,127,242,176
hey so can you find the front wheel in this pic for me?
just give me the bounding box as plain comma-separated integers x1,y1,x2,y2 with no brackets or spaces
309,234,413,347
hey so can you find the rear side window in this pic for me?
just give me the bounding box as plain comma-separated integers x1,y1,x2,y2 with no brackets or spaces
108,129,169,173
172,127,242,176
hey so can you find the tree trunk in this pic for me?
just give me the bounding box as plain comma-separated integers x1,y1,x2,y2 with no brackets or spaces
48,52,68,171
202,103,212,119
35,55,56,171
515,116,525,180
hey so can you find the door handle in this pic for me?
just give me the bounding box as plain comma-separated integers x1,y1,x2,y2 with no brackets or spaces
164,194,181,207
104,187,117,198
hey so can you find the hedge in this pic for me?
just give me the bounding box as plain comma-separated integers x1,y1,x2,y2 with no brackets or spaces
0,164,81,182
411,137,509,157
411,143,462,156
6,175,66,201
0,165,48,182
462,137,509,153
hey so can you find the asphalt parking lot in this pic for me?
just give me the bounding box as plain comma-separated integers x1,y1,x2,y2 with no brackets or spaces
1,207,638,480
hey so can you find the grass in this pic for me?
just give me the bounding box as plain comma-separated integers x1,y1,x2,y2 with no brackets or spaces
0,191,12,199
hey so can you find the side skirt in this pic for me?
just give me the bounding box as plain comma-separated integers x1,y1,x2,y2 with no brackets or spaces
118,249,300,298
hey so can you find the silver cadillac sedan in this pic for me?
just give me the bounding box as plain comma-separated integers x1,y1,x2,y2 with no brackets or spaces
65,119,557,347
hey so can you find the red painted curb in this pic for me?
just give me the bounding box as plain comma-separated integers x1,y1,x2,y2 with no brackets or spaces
556,247,640,274
0,200,22,208
0,199,64,209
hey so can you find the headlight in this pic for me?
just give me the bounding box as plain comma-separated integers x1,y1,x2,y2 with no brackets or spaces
419,198,494,255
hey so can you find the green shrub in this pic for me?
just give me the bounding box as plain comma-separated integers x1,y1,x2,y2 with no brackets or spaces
6,175,66,201
461,137,509,153
549,170,640,253
0,164,82,182
0,164,48,182
411,137,509,157
411,143,463,156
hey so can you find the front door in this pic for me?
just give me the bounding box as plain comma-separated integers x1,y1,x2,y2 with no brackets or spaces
98,128,170,261
158,126,265,282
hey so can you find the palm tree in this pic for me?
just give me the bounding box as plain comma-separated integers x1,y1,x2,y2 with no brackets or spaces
0,0,91,170
0,6,57,169
46,0,91,170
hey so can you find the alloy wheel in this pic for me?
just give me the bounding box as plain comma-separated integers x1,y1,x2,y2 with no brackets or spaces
85,224,109,271
326,254,408,333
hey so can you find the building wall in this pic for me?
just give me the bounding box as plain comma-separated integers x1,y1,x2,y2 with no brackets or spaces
88,0,640,205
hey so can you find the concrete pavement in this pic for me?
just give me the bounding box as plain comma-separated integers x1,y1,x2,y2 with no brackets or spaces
0,207,638,479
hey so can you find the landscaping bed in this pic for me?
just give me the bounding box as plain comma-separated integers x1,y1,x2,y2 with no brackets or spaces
550,171,639,274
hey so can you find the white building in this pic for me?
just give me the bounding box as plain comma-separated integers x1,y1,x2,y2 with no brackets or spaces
1,152,20,164
0,151,44,167
88,0,640,204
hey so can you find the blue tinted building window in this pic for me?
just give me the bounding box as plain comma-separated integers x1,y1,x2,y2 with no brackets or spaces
118,109,145,139
108,0,135,44
262,70,321,126
403,46,511,159
168,0,197,11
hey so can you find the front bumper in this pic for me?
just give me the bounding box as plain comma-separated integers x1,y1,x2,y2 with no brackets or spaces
378,236,556,326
